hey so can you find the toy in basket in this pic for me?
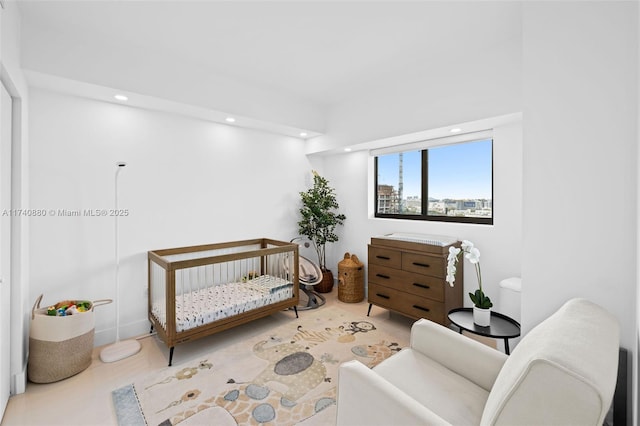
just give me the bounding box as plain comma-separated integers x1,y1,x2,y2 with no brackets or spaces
28,294,111,383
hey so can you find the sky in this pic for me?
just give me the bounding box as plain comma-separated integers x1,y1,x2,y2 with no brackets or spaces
377,139,492,199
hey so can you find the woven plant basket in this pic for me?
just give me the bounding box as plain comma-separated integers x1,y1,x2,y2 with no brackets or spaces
28,295,111,383
338,252,365,303
315,269,334,293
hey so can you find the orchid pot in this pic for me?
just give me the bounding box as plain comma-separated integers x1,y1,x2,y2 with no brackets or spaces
473,306,491,327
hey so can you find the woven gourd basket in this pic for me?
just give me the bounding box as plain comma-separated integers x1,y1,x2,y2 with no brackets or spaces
338,252,365,303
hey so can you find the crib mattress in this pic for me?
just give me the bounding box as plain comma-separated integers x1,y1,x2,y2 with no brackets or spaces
152,275,294,332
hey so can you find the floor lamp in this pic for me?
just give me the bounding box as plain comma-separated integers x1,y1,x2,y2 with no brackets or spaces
100,162,141,363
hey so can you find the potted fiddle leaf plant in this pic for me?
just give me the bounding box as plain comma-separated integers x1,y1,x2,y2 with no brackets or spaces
298,171,346,293
446,240,493,326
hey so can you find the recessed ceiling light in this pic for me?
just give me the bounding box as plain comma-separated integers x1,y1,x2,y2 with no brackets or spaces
450,128,462,133
114,94,128,101
344,148,352,152
225,117,236,123
300,132,308,137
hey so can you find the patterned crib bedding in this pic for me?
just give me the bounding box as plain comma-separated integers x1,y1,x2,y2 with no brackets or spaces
152,275,293,332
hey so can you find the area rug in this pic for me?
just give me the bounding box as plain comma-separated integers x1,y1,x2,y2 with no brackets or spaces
112,306,409,426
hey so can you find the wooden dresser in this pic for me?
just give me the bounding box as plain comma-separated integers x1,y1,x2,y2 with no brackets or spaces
367,236,463,326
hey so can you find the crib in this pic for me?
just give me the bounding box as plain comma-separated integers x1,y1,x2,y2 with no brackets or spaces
148,238,299,365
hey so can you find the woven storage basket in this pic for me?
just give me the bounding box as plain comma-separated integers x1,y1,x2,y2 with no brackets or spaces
338,252,365,303
315,269,334,293
28,295,111,383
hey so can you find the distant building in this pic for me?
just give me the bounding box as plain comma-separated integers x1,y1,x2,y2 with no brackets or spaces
380,193,492,218
404,196,421,213
457,200,480,210
377,184,398,214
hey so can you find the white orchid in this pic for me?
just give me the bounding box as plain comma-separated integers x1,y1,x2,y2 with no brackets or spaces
447,246,461,261
445,240,492,309
446,246,461,286
465,247,481,264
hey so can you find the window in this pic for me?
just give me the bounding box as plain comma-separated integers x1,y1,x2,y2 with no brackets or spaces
374,138,493,224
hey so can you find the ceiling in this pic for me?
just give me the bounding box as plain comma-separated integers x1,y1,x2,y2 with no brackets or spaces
16,1,522,137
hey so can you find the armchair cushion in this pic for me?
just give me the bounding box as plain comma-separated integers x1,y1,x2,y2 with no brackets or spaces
374,348,489,425
337,360,452,426
409,318,508,391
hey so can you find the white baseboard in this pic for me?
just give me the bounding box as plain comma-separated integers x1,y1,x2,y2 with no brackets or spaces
94,319,151,347
11,368,26,395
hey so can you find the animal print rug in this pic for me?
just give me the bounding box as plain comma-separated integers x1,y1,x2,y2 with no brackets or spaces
112,306,409,426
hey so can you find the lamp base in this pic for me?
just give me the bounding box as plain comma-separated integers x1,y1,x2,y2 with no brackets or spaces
99,339,141,363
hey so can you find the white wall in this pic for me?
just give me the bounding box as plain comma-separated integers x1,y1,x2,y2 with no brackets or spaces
28,89,312,345
522,0,637,350
316,120,522,313
1,0,31,394
523,3,637,420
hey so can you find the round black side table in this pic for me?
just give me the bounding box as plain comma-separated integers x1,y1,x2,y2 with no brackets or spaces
447,308,521,355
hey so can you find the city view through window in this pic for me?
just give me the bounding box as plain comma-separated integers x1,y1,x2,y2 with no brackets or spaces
376,139,492,220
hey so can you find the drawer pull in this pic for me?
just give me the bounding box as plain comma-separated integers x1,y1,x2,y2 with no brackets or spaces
376,273,390,280
412,262,430,268
413,283,430,289
376,255,391,260
413,305,430,312
376,293,390,300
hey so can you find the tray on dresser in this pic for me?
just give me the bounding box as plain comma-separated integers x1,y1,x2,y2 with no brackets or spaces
370,233,460,254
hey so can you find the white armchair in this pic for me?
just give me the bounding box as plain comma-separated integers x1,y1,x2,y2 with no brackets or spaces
336,298,620,425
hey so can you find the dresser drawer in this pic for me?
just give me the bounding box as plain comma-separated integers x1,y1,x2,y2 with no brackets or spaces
368,263,403,285
368,246,401,269
400,271,445,302
369,264,444,302
368,283,445,323
402,252,445,279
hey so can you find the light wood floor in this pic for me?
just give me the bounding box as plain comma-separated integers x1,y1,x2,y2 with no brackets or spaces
2,291,416,426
